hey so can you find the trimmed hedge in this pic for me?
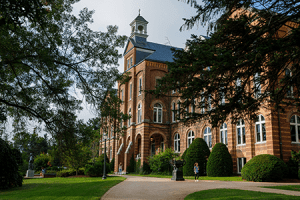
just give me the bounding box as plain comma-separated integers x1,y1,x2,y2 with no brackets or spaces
286,158,298,179
241,154,288,182
127,154,136,173
141,161,151,175
183,138,210,176
207,143,233,177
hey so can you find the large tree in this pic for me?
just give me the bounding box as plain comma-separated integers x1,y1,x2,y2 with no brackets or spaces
0,0,127,138
153,0,300,126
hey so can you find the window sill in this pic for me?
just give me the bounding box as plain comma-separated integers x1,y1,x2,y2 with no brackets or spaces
255,141,266,145
237,144,246,146
291,142,300,144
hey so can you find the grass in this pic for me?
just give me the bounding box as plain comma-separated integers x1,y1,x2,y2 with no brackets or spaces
184,188,300,200
0,176,126,200
262,185,300,192
128,174,244,181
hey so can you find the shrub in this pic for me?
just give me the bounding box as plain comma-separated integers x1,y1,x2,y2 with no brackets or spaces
127,154,136,173
110,158,115,173
183,138,210,176
241,154,288,182
0,138,23,189
84,160,109,177
207,143,233,177
285,157,298,179
181,149,187,160
135,159,141,174
34,153,51,171
148,148,178,174
299,169,300,180
141,161,151,175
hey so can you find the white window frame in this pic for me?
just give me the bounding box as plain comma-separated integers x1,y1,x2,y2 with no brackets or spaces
204,127,212,148
172,102,176,122
290,115,300,143
137,103,142,124
237,157,246,174
207,94,212,111
187,130,195,148
256,114,266,143
220,123,227,145
139,77,142,95
237,119,246,145
129,83,132,100
153,103,162,123
174,133,180,153
128,108,131,126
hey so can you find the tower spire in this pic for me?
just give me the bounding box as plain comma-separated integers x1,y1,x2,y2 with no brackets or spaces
139,9,140,16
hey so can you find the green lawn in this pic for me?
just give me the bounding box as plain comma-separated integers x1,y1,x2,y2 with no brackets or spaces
184,188,300,200
128,174,243,181
0,176,126,200
262,185,300,192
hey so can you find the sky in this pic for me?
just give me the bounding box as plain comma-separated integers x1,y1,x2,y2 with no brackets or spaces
72,0,208,122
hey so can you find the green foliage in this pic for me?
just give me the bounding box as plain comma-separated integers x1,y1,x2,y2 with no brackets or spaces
299,169,300,180
34,153,51,171
148,148,178,174
285,158,298,179
0,138,23,189
241,154,288,182
127,154,136,173
181,149,187,160
207,143,233,177
135,159,141,174
141,161,151,175
110,158,115,172
84,160,109,177
56,168,85,177
183,138,210,176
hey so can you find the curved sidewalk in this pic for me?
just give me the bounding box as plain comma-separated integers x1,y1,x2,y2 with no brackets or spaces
101,175,300,200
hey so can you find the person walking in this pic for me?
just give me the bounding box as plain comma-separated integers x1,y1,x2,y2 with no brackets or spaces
119,162,123,175
194,162,199,182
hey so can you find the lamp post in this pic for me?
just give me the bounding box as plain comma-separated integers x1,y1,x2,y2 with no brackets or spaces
102,133,107,180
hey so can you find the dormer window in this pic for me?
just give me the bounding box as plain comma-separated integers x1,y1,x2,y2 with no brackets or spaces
127,57,133,70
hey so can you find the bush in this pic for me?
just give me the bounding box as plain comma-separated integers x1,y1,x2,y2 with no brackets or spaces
286,157,298,179
127,154,136,173
206,143,233,177
110,158,115,173
84,160,110,177
0,138,23,189
183,138,210,176
135,159,141,174
34,153,51,171
141,161,151,175
148,148,178,174
299,169,300,180
181,149,187,160
56,168,85,177
241,154,288,182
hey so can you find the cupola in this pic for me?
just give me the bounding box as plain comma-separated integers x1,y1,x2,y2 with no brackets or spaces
130,10,148,43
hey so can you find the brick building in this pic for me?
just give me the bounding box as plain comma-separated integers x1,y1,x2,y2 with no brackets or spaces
100,13,300,174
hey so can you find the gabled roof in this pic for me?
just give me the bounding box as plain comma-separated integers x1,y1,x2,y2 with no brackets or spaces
123,37,182,65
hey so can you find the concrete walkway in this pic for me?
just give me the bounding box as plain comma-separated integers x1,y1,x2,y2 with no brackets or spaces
101,175,300,200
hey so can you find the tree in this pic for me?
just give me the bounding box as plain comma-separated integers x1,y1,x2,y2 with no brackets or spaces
206,143,233,177
153,0,300,126
0,0,127,139
183,138,210,176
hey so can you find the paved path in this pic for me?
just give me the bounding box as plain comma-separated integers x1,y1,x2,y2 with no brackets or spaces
101,175,300,200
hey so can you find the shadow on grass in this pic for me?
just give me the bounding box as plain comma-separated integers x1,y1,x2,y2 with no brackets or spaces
0,177,125,200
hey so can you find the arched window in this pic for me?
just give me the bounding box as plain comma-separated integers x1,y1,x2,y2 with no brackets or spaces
285,69,293,96
237,119,245,145
290,115,300,143
137,103,142,123
204,127,212,148
174,133,180,152
128,108,131,126
187,130,195,148
220,123,227,145
153,103,162,123
254,72,261,98
172,102,176,122
256,114,266,143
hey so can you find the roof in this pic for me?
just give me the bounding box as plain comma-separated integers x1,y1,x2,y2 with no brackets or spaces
124,37,182,65
133,15,148,23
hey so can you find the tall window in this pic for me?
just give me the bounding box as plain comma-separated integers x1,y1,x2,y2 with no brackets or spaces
153,103,162,123
220,123,227,145
237,119,246,145
174,133,180,152
187,130,195,148
172,102,176,122
185,99,189,117
237,158,246,174
177,101,180,121
110,147,112,161
201,92,205,114
207,94,212,111
204,127,212,148
127,57,133,70
128,108,131,126
236,78,242,102
256,114,266,143
254,72,261,98
285,69,293,97
290,115,300,143
137,103,142,123
129,83,132,100
139,77,142,95
191,98,195,114
219,86,225,105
